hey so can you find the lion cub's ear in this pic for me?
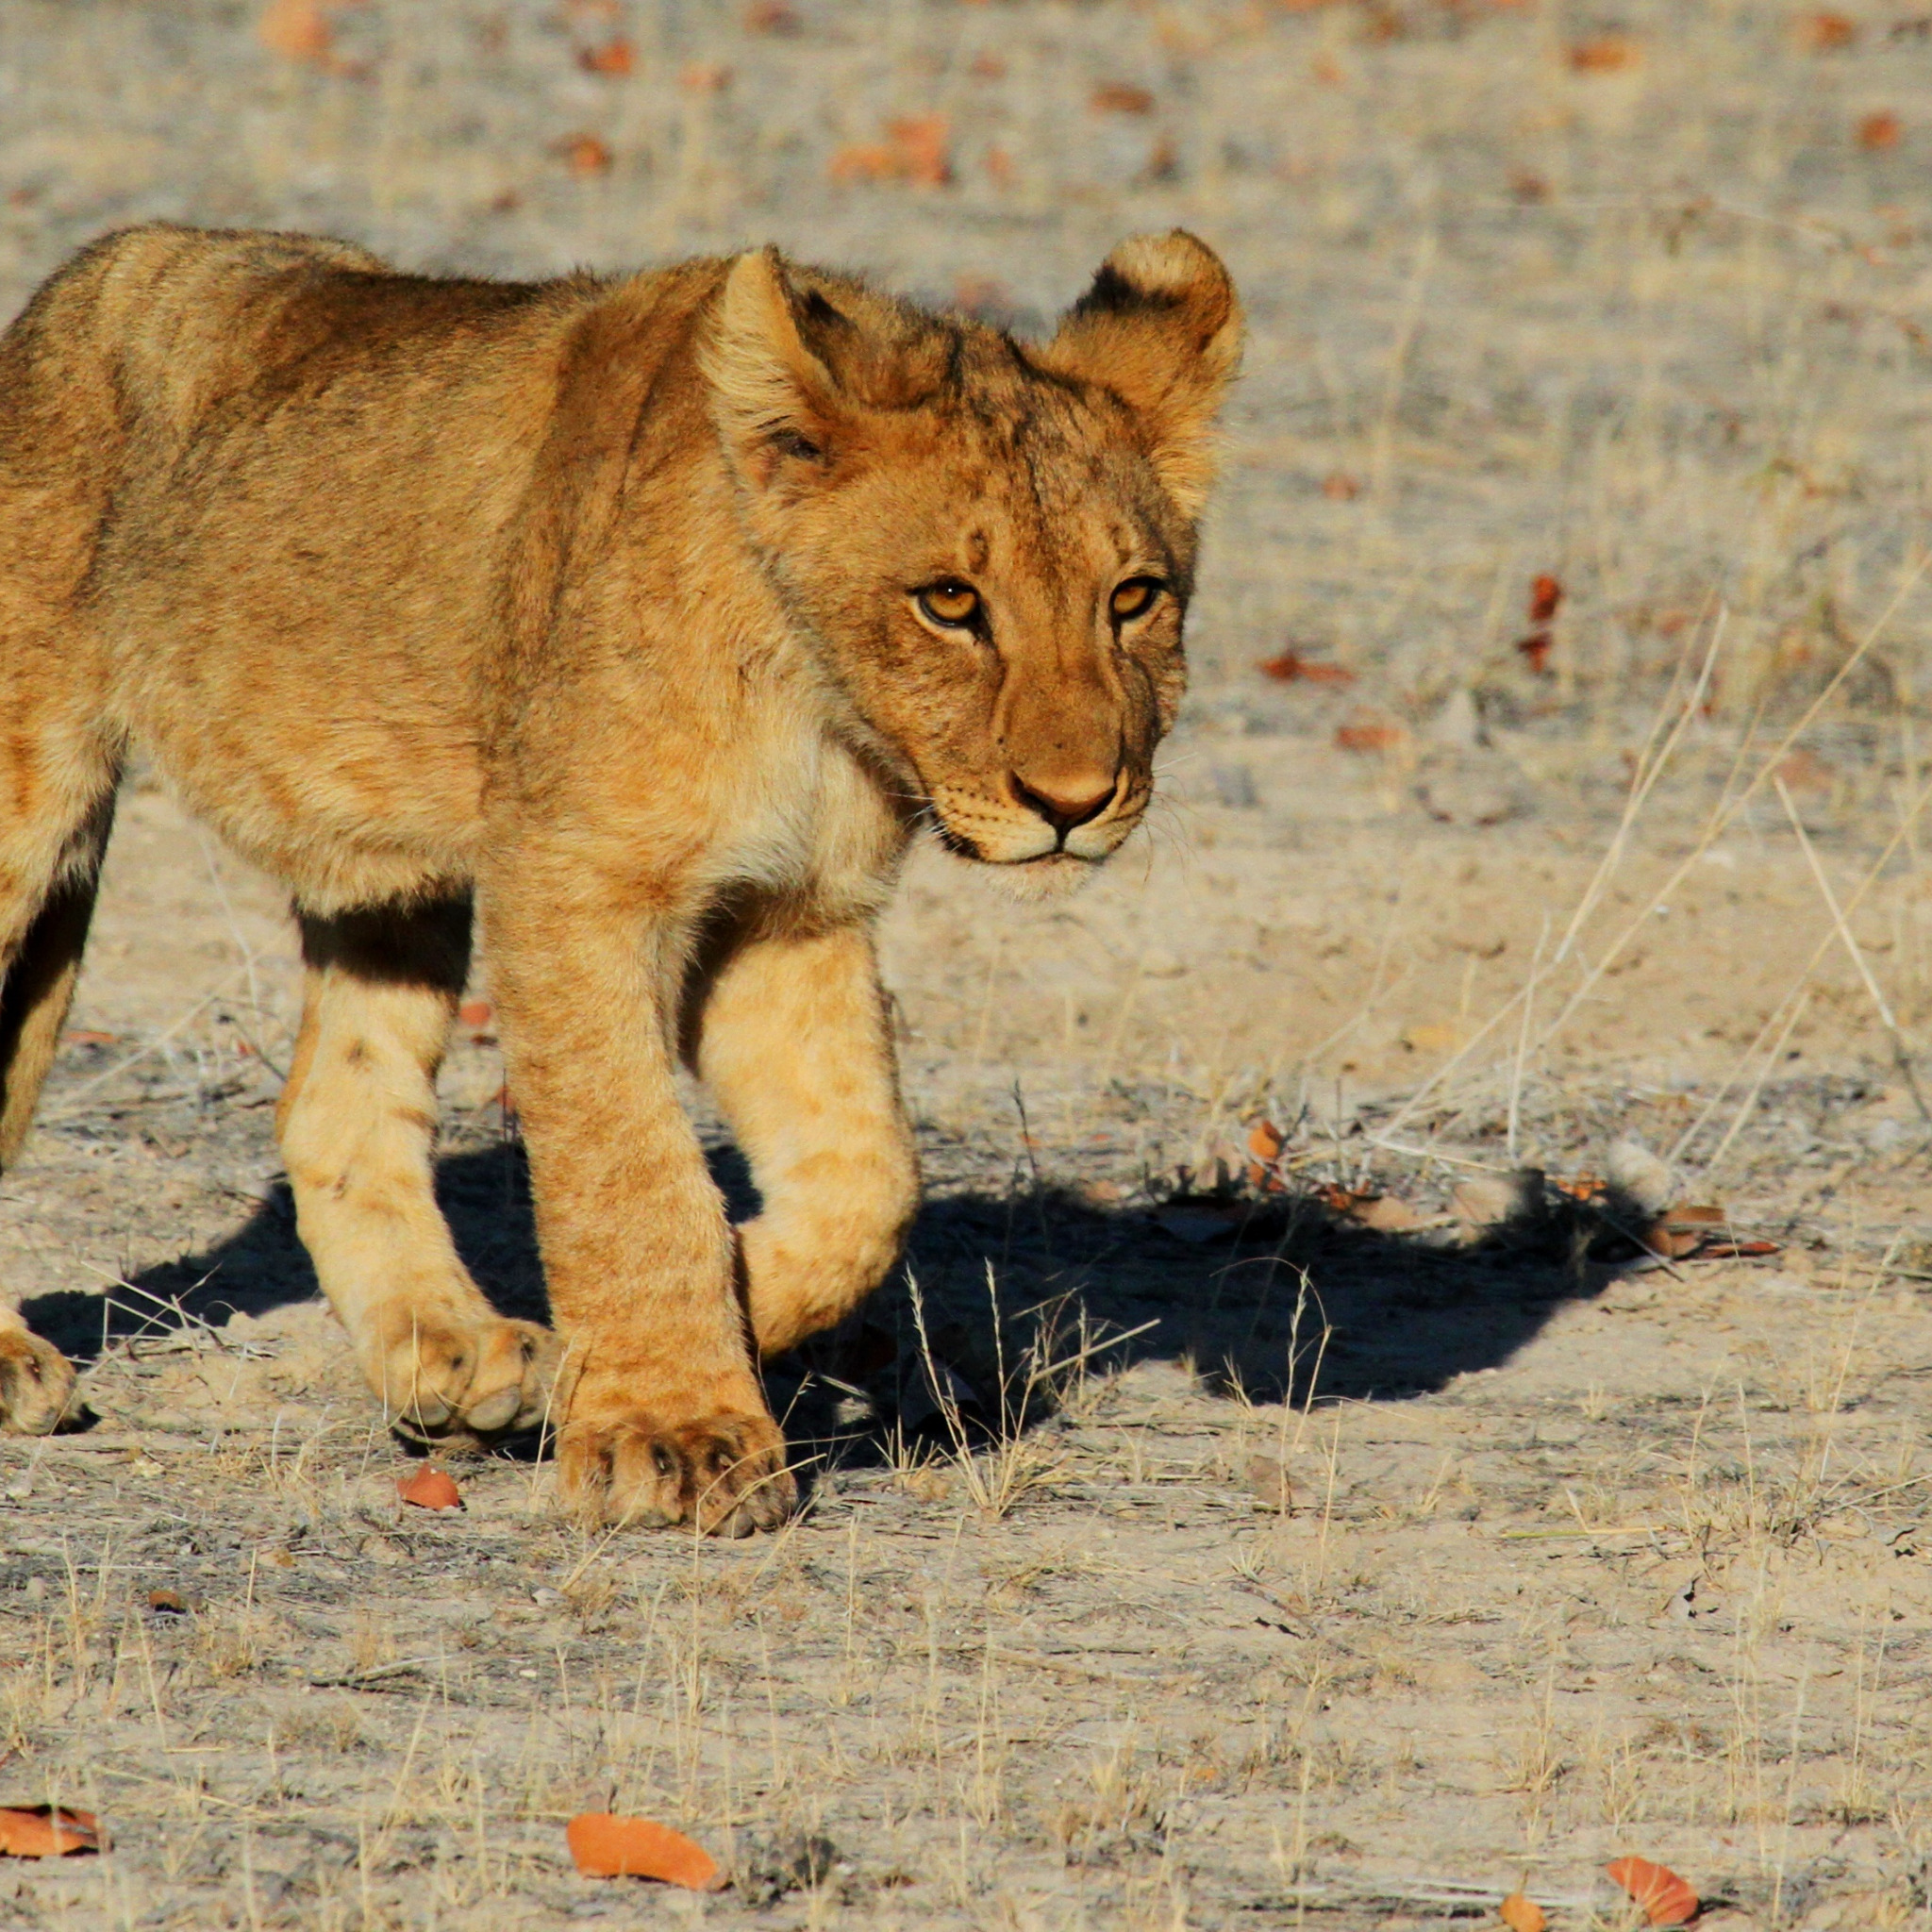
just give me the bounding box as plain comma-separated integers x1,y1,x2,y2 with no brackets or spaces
705,247,942,491
1041,230,1243,519
705,247,841,489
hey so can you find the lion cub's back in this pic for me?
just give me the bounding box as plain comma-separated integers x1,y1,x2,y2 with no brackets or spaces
1,226,372,479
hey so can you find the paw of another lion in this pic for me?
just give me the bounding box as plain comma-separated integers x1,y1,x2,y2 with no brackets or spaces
0,1323,78,1435
370,1310,563,1445
558,1382,796,1536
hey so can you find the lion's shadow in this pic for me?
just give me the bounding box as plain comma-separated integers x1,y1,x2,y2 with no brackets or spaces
21,1140,1639,1457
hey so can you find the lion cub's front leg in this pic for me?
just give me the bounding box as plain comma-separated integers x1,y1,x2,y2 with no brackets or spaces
483,860,795,1535
694,924,919,1358
278,904,560,1443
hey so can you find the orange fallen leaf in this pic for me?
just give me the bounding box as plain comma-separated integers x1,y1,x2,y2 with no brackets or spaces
558,132,613,175
1642,1220,1704,1259
397,1466,462,1511
743,0,800,31
1796,11,1857,51
1334,718,1407,754
577,36,635,75
567,1814,721,1888
258,0,333,62
830,142,897,183
1322,470,1361,500
1091,81,1155,114
1860,111,1901,151
1701,1238,1781,1258
1499,1893,1546,1932
1257,648,1354,685
1660,1204,1724,1227
887,115,951,187
1569,33,1641,71
1247,1119,1285,1162
1607,1856,1699,1925
830,116,951,188
1516,629,1554,674
1528,574,1564,624
1314,1183,1374,1214
0,1807,105,1858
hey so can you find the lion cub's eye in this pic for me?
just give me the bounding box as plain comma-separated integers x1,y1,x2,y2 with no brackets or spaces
1109,577,1164,622
917,581,982,628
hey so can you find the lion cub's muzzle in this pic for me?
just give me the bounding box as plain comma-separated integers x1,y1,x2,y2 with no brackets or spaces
933,759,1147,870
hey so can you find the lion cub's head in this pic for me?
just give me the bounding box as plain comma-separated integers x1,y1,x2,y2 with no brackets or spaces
704,231,1241,892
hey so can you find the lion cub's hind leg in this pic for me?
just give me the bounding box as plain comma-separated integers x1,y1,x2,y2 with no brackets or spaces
0,766,118,1436
278,899,560,1444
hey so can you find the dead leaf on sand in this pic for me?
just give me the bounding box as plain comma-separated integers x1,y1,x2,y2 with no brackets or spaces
576,36,635,75
0,1807,106,1857
1314,1185,1421,1232
1569,34,1641,71
397,1466,462,1511
1335,716,1407,754
1257,648,1354,685
566,1814,722,1888
1499,1893,1546,1932
1607,1856,1700,1925
830,116,951,187
258,0,334,63
1796,11,1857,51
1246,1119,1285,1162
556,132,613,175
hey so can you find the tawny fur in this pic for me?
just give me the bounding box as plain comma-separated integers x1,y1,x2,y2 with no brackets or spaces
0,222,1241,1531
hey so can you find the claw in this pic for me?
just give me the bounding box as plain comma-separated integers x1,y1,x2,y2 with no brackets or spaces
559,1394,797,1533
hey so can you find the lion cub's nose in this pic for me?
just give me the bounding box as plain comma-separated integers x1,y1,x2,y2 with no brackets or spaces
1009,770,1119,835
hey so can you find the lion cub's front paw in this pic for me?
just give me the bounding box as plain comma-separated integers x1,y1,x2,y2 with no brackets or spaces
367,1309,563,1444
558,1380,796,1536
0,1324,78,1435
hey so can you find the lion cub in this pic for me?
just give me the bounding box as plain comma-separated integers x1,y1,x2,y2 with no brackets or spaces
0,224,1240,1531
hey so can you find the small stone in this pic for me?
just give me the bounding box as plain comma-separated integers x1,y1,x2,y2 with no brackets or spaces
1246,1454,1292,1512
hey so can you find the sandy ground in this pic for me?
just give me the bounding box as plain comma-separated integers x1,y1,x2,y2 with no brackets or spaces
4,3,1932,1928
